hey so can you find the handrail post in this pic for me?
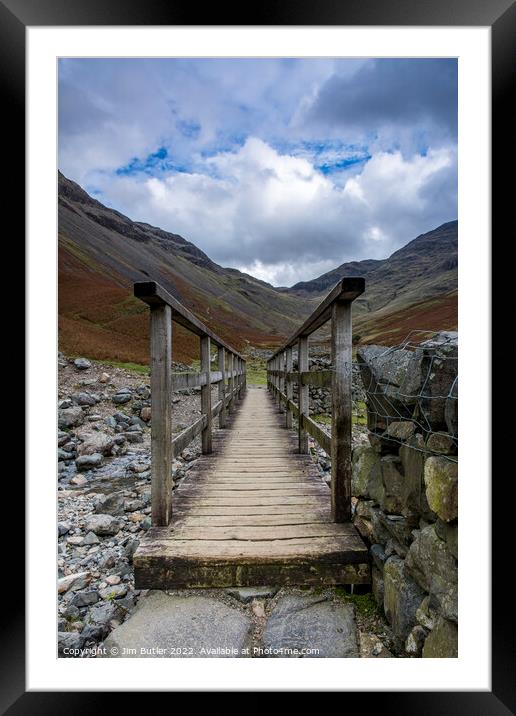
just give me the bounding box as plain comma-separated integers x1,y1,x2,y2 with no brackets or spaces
229,353,235,412
218,346,227,428
275,356,280,408
150,303,172,526
278,351,285,414
298,336,309,453
331,300,352,522
285,346,293,429
201,335,212,453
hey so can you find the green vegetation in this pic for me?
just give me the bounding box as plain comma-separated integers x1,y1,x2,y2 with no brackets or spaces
335,588,381,618
92,359,149,376
353,400,367,426
244,356,267,385
313,413,331,425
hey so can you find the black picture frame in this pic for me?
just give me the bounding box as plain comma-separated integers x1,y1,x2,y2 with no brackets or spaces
6,0,513,709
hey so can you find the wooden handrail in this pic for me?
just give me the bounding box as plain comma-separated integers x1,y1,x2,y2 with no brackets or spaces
266,276,364,523
134,280,246,526
135,281,246,360
268,276,364,358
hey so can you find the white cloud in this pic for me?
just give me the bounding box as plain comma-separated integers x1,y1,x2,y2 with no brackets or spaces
95,137,457,285
58,58,457,286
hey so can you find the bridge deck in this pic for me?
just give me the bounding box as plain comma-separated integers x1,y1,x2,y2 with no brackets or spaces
134,387,370,589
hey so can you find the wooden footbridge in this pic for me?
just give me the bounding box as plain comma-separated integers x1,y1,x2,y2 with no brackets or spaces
133,278,369,589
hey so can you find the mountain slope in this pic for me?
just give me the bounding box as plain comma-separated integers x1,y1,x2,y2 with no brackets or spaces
58,171,457,362
58,172,316,363
286,221,458,344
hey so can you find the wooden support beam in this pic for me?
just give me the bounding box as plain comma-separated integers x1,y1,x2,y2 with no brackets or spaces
298,336,309,454
228,353,235,414
201,335,212,454
278,351,285,414
331,300,352,522
150,303,172,526
285,346,293,429
218,346,227,428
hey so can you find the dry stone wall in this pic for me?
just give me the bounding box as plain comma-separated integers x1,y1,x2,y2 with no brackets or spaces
352,332,458,657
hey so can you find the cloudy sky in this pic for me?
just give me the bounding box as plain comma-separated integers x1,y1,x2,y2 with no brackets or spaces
58,58,457,286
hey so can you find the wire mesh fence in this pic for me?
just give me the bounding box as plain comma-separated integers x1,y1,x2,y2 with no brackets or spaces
354,330,457,463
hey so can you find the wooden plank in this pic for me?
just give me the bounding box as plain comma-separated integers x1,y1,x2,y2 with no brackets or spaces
171,370,222,391
161,524,362,541
175,496,329,506
268,277,365,357
134,281,245,359
200,335,212,454
331,299,352,522
298,335,309,454
302,414,332,455
149,303,172,526
171,504,332,516
135,562,370,590
177,487,329,498
135,535,367,561
171,415,206,458
169,514,332,527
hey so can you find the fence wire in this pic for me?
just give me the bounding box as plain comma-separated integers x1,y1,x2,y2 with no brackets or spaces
351,330,457,462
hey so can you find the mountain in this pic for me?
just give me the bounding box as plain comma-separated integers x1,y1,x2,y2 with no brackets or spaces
284,221,458,345
58,172,316,363
58,171,457,363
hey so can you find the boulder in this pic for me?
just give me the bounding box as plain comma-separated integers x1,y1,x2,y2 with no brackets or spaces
58,407,84,429
351,446,381,498
372,565,385,607
72,392,98,406
113,393,132,404
419,332,458,432
380,456,405,514
424,456,458,522
77,432,115,457
399,434,433,518
383,556,425,642
422,616,458,658
85,513,122,536
445,379,458,437
405,524,457,621
71,590,100,608
357,345,423,430
74,357,92,370
405,625,427,656
103,591,252,657
58,571,91,594
416,595,439,630
140,406,152,422
426,432,456,455
75,453,103,471
385,421,416,441
434,520,458,559
58,631,85,655
262,594,359,658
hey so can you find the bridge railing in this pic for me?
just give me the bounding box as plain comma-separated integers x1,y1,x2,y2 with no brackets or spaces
134,281,246,526
266,277,365,523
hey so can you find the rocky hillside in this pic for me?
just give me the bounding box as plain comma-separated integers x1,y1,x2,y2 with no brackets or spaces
58,172,316,363
287,221,458,345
